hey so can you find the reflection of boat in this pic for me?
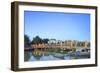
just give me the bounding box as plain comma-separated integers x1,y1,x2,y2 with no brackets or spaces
67,48,90,58
53,53,65,59
75,52,90,58
40,55,61,61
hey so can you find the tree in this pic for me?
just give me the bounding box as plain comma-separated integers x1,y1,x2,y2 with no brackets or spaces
42,39,49,44
31,36,42,45
24,34,30,47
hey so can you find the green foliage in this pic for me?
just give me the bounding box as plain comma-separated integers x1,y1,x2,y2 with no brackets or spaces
31,36,43,44
31,36,49,44
42,39,49,44
24,34,30,47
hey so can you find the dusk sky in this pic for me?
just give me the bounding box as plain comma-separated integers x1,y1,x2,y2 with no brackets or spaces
24,11,90,41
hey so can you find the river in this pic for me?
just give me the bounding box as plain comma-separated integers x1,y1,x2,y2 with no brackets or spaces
24,50,90,62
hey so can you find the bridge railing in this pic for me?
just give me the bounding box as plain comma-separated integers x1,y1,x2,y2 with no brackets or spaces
31,43,89,49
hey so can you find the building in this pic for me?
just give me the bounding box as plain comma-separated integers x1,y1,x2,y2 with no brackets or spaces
48,39,90,48
48,39,62,45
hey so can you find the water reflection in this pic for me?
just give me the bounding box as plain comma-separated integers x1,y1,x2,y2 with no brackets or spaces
24,49,90,61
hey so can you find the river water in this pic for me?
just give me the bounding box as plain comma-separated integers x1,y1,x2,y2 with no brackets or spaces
24,50,90,62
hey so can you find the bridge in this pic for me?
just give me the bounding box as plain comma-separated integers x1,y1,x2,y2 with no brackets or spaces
25,43,90,51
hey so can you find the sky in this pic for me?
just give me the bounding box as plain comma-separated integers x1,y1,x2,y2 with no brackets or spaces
24,11,90,41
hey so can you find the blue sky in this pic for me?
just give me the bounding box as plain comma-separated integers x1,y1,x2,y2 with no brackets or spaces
24,11,90,41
